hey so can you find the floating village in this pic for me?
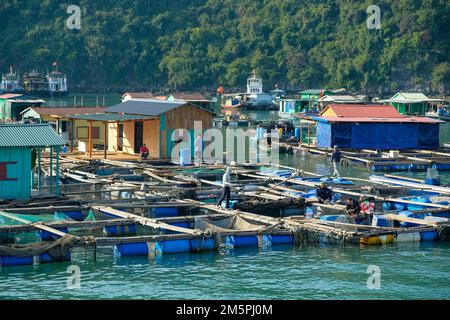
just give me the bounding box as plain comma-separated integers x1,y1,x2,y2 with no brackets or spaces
1,67,450,269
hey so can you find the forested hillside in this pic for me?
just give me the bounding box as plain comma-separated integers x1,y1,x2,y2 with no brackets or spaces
0,0,449,94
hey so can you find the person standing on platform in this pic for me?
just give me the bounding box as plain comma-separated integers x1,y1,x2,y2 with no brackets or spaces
331,145,342,177
217,167,232,209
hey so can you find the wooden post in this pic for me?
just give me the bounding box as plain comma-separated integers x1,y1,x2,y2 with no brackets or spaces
70,119,74,152
37,147,41,191
56,146,60,196
116,121,120,152
88,121,93,158
49,147,53,194
104,121,108,159
299,122,303,144
307,123,310,147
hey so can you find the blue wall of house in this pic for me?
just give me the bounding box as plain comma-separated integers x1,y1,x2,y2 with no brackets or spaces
0,147,32,200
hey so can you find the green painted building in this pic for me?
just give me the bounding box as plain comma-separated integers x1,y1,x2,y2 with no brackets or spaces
0,124,63,201
0,94,45,121
279,98,305,115
386,92,430,115
298,89,338,110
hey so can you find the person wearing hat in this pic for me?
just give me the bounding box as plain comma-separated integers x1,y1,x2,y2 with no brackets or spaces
315,182,333,203
217,167,232,209
331,145,342,177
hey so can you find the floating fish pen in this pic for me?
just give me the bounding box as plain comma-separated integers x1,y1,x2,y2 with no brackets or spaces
281,143,450,172
1,158,450,269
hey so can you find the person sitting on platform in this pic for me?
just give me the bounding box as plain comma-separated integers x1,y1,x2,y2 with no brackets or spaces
139,144,149,160
346,198,361,217
316,182,333,203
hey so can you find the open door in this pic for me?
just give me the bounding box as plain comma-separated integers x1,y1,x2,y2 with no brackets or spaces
134,121,143,154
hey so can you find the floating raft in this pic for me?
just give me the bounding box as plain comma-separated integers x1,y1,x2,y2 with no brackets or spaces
2,159,450,268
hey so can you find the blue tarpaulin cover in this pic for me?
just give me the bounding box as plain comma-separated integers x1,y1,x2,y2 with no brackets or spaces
316,121,439,149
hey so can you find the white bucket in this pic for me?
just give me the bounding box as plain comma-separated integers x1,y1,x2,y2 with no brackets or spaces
396,232,421,243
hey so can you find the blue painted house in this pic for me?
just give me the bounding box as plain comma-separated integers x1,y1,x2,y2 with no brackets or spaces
0,124,63,201
314,104,443,150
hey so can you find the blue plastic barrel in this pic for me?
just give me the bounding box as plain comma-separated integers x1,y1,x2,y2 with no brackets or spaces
155,239,192,254
39,227,68,241
115,242,148,256
39,252,71,263
0,256,33,267
420,231,438,241
270,235,293,245
63,211,84,221
294,127,301,139
372,215,392,227
153,207,179,218
190,238,215,251
103,224,137,236
226,235,258,248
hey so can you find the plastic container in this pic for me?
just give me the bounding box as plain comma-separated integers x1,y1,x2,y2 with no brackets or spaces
378,235,395,244
155,239,191,254
398,211,422,227
396,232,421,242
103,224,137,236
115,242,148,256
420,231,438,241
179,148,191,166
39,252,71,263
294,127,301,139
360,236,381,245
152,207,179,218
372,215,394,228
270,235,293,245
0,255,34,267
225,235,258,248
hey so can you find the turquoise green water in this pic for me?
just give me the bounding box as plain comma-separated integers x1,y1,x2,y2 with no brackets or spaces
1,97,449,300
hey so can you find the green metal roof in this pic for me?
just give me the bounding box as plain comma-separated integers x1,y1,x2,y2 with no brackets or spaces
0,123,63,147
65,113,156,122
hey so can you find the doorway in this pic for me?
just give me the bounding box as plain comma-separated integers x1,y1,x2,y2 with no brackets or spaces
134,121,143,154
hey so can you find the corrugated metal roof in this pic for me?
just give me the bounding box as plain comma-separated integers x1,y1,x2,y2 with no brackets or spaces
321,104,402,118
0,124,63,147
394,92,429,101
122,92,154,99
65,114,155,122
21,107,106,116
171,93,209,101
314,116,443,124
107,99,213,116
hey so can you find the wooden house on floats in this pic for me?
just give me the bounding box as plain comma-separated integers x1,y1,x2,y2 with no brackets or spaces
0,94,45,121
20,107,106,146
0,123,63,201
298,104,443,150
65,99,214,159
383,92,430,115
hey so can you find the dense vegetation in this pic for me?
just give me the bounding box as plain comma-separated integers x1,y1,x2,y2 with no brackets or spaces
0,0,449,94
